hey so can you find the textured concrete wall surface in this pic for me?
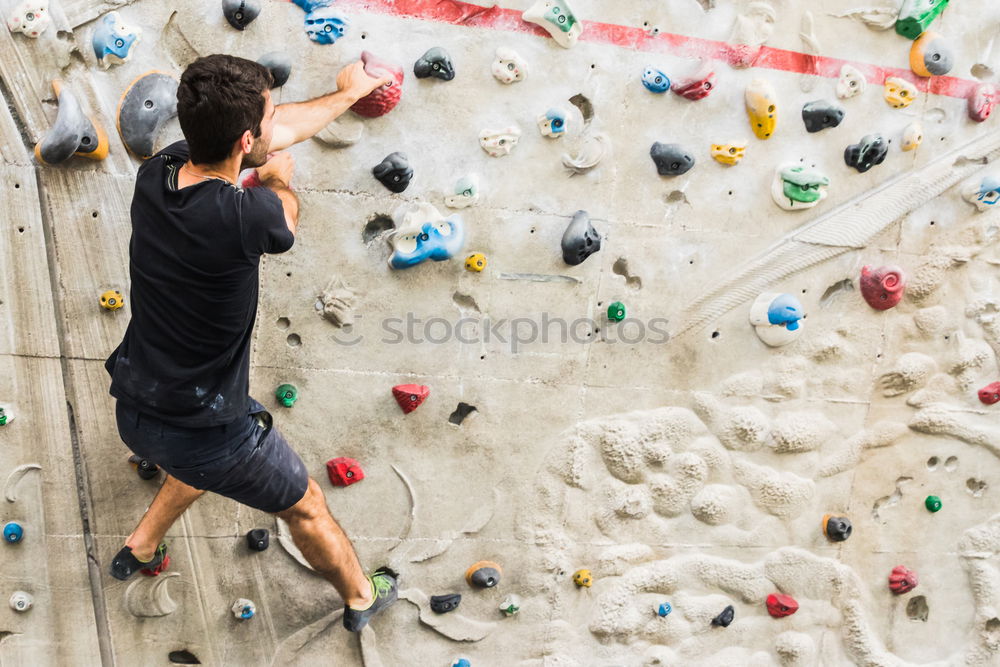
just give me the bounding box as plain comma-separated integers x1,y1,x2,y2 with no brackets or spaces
2,0,1000,665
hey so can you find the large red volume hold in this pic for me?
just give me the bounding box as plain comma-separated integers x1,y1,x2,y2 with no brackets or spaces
393,384,429,413
327,457,364,486
350,51,404,118
766,593,799,617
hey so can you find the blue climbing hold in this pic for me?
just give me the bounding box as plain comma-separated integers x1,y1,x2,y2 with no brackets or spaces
293,0,348,44
657,601,672,617
642,67,671,93
452,660,471,667
3,521,24,544
766,293,804,331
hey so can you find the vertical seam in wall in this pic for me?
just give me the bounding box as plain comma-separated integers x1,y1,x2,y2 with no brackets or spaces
32,167,115,667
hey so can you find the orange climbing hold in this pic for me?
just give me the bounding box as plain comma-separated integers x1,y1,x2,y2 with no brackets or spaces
393,384,429,413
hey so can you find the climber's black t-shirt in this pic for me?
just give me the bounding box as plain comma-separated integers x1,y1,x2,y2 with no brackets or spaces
105,141,294,427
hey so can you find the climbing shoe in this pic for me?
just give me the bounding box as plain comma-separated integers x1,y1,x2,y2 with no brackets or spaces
109,543,170,581
343,566,399,632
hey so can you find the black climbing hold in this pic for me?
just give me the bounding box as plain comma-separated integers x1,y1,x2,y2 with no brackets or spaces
844,134,889,173
35,80,109,165
430,593,462,613
650,142,695,176
116,71,179,160
711,604,735,627
246,528,269,551
414,47,455,81
561,210,601,266
372,152,413,193
223,0,261,30
129,454,160,480
801,99,845,133
823,515,853,542
168,649,202,664
257,52,292,88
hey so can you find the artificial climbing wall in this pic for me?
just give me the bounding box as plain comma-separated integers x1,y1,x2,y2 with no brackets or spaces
2,0,1000,665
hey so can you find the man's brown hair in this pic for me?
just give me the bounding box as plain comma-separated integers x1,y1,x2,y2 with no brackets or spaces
177,54,273,164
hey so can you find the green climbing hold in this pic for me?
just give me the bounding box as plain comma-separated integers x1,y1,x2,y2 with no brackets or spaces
276,383,298,408
925,495,942,513
607,301,626,322
895,0,949,40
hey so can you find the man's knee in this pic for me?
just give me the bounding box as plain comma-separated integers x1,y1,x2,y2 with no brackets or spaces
275,477,324,521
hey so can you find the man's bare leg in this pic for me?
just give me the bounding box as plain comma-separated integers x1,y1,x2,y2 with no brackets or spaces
275,477,372,608
125,474,205,560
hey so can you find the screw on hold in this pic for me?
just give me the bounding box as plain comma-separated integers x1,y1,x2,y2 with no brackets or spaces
607,301,626,322
572,569,593,587
128,454,159,480
3,521,24,543
712,604,735,627
9,591,33,612
275,383,298,407
465,560,502,588
925,495,942,512
656,602,672,617
246,528,269,552
100,290,125,310
232,598,256,619
452,660,471,667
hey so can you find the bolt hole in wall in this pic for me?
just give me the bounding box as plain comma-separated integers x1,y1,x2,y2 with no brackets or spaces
13,183,19,189
17,227,24,233
286,333,301,347
92,211,98,218
167,649,200,664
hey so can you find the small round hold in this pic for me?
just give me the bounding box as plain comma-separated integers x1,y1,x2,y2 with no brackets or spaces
822,514,852,542
766,593,798,618
100,290,125,310
465,560,502,588
232,598,256,619
246,528,269,552
499,594,521,616
128,454,160,480
452,660,471,667
3,521,24,544
465,253,487,272
711,604,734,627
925,495,942,512
572,569,593,587
978,381,1000,405
888,565,918,595
430,593,462,613
656,602,672,617
275,383,298,407
9,591,33,612
606,302,626,322
222,0,261,30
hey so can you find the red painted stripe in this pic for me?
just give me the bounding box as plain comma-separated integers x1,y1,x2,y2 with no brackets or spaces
291,0,979,100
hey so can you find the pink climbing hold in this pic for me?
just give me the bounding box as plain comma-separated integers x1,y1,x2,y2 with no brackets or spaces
393,384,429,414
766,593,799,618
350,51,404,118
326,457,365,486
672,65,715,101
860,265,906,311
978,381,1000,405
888,565,918,594
969,83,999,123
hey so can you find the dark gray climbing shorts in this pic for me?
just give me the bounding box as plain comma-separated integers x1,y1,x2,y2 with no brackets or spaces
115,397,309,513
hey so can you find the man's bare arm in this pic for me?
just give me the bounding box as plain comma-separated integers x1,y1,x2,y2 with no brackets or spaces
265,182,299,236
256,152,298,236
268,61,390,152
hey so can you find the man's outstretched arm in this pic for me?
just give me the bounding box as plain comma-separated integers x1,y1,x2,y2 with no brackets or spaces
269,61,389,151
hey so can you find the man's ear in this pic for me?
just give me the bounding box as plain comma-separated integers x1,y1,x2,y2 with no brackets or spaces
240,130,254,155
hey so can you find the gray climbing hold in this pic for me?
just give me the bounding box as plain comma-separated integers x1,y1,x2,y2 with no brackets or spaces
561,210,601,265
414,47,455,81
373,152,413,193
116,72,179,160
223,0,260,30
650,142,695,176
712,604,734,627
801,99,845,133
9,591,33,612
246,528,269,551
258,52,292,88
35,81,108,165
844,134,889,173
430,593,462,613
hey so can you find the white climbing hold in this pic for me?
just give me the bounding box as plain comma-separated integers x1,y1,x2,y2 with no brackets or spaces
5,463,41,503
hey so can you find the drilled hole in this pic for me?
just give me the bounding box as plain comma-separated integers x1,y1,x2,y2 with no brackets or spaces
276,317,290,330
287,333,301,347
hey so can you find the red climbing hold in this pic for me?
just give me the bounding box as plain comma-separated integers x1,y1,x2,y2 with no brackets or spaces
393,384,429,413
350,51,404,118
860,265,906,311
978,381,1000,405
766,593,799,618
889,565,918,594
326,457,365,486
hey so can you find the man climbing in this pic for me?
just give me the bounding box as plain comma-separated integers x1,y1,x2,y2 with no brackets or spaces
105,54,396,632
